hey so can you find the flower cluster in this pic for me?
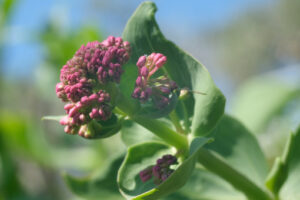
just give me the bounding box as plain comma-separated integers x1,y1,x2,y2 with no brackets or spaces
56,36,130,137
132,53,178,108
139,154,178,185
57,36,130,102
59,90,111,136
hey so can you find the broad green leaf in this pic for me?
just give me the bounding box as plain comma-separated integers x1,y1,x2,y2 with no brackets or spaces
231,75,299,133
63,155,124,200
122,2,225,134
205,115,268,187
277,127,300,200
120,120,160,147
118,138,210,199
168,168,246,200
120,118,174,147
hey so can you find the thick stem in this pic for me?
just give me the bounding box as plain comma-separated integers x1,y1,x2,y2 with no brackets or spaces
132,116,188,153
197,148,274,200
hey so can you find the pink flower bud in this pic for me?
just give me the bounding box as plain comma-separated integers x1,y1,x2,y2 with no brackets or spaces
60,116,70,125
89,108,99,119
80,96,89,105
68,106,79,117
123,41,130,47
135,76,143,86
137,55,147,68
64,126,72,133
115,37,123,46
89,93,98,102
140,66,149,77
155,56,167,68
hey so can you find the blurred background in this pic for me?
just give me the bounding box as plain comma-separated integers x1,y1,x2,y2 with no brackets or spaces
0,0,299,199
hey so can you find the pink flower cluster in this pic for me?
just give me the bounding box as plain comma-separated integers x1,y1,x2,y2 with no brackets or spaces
139,154,178,185
132,53,178,108
60,90,112,136
56,36,130,137
56,36,130,103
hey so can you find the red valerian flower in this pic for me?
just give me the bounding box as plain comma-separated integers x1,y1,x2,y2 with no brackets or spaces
55,36,130,137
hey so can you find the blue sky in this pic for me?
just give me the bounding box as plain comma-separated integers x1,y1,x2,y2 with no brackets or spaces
1,0,274,79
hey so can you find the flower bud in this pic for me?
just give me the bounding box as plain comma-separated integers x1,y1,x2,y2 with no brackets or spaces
132,53,177,109
140,66,149,77
139,166,153,182
139,154,178,185
137,55,147,68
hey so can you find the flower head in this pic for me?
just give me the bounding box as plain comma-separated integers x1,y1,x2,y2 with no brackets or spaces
56,36,130,137
132,53,178,108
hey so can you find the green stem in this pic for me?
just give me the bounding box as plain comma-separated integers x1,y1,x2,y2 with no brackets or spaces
197,148,274,200
180,100,191,133
113,107,128,117
131,116,188,154
169,110,185,134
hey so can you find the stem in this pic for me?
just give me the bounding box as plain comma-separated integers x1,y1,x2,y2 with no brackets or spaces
113,107,128,117
132,116,188,153
169,110,185,134
180,100,191,133
197,148,274,200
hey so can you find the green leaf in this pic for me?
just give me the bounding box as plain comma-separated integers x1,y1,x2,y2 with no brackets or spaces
42,115,65,122
191,79,226,136
205,115,268,187
265,132,295,195
63,155,124,200
122,1,225,134
120,120,160,147
170,168,246,200
84,114,122,139
135,93,178,119
231,74,299,133
274,127,300,200
118,138,210,199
